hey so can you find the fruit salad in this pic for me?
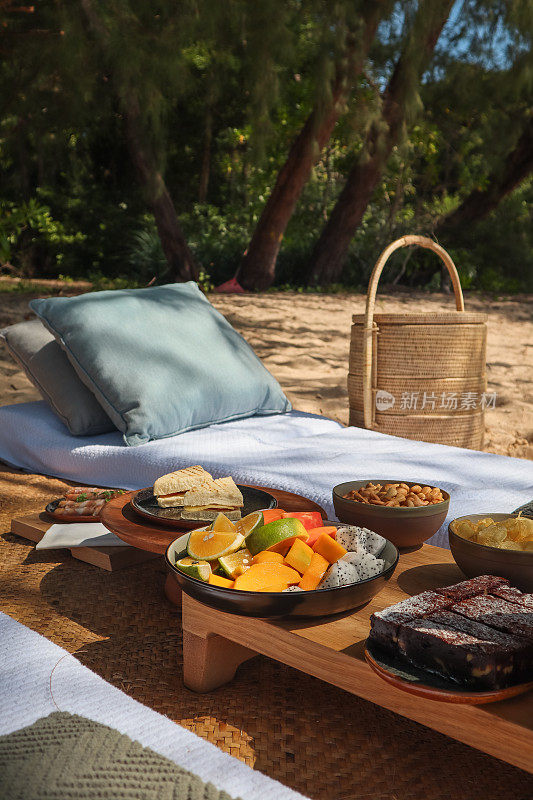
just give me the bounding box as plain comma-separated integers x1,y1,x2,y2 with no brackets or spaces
174,511,387,592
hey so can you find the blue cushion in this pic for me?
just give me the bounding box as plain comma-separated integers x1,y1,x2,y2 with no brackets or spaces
30,282,291,446
0,319,115,436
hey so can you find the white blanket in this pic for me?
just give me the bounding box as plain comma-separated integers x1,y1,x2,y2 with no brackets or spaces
2,401,532,549
0,613,308,800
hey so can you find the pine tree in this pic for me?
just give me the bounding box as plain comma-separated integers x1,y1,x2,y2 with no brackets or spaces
438,114,533,235
78,0,199,282
238,1,390,291
307,0,454,285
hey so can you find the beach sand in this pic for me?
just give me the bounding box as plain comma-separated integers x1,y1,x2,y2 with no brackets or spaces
0,287,531,459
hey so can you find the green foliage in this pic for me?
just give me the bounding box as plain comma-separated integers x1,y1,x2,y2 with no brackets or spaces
0,198,85,274
1,0,532,292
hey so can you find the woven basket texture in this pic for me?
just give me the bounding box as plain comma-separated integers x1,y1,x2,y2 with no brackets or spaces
1,466,531,800
349,237,488,450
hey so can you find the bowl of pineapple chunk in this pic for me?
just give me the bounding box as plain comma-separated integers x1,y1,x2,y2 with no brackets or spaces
449,512,533,591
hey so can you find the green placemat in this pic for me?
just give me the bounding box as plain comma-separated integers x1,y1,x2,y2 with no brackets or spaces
0,712,239,800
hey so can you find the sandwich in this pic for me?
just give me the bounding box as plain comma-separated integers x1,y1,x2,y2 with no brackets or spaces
154,466,213,508
181,476,244,521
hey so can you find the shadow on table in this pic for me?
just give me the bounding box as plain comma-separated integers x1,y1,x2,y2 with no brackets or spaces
397,562,464,596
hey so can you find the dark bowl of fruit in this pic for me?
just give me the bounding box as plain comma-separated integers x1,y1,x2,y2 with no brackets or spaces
165,512,399,618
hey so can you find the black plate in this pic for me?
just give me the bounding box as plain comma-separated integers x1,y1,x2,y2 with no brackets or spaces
132,484,278,529
514,500,533,519
45,498,101,523
165,535,399,618
46,499,61,515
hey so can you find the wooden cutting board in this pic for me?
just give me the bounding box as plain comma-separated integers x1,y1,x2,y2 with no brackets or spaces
10,513,159,572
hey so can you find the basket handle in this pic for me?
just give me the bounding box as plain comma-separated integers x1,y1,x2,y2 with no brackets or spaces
362,235,465,428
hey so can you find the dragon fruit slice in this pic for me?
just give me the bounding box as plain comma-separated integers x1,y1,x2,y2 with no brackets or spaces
283,585,304,592
356,552,385,580
318,560,360,589
335,526,363,552
318,566,340,589
357,529,386,556
335,526,386,556
339,551,365,568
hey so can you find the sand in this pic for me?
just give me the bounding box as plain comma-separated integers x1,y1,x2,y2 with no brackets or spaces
0,286,531,459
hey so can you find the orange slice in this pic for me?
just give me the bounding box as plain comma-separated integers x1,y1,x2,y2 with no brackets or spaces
211,513,237,533
187,527,244,560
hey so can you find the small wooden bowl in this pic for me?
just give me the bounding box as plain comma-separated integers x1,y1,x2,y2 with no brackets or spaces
332,480,449,549
449,513,533,592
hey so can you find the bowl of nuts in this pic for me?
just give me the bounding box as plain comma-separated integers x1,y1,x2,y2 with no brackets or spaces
332,480,450,549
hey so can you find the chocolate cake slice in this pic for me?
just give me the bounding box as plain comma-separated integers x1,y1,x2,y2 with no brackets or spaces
434,575,509,602
369,591,453,652
452,595,533,642
490,585,533,610
397,611,531,689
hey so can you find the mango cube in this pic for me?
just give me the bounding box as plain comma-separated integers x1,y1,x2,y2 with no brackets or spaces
208,574,234,589
284,538,314,574
251,551,285,565
298,552,329,590
313,533,347,564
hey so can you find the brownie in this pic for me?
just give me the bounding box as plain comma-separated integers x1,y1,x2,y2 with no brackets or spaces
398,611,531,689
434,575,509,602
453,595,533,642
490,585,533,610
369,591,453,651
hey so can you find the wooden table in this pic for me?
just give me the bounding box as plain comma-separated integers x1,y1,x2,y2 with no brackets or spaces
11,513,158,571
181,542,533,774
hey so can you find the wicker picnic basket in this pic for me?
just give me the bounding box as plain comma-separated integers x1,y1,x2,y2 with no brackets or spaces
348,236,488,449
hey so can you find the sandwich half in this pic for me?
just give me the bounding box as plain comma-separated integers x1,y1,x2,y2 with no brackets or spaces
154,466,213,508
181,476,244,521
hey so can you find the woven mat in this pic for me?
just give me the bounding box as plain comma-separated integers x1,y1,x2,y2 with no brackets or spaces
0,465,531,800
0,711,236,800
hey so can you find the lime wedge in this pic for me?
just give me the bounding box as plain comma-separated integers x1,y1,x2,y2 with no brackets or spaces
246,518,308,557
175,557,212,582
218,548,253,579
236,511,264,539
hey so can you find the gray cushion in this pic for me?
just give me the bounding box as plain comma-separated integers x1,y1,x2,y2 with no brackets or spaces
30,282,291,446
0,319,115,436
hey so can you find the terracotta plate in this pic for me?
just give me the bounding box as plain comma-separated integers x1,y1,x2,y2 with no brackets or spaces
131,485,277,529
365,640,533,705
101,487,327,555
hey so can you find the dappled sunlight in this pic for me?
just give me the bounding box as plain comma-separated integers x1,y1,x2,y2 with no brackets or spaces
212,292,533,459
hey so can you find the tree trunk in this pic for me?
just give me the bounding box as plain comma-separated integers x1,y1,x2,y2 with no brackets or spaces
80,0,198,283
438,116,533,233
238,105,343,291
123,99,199,282
308,0,454,286
238,0,386,291
198,105,213,203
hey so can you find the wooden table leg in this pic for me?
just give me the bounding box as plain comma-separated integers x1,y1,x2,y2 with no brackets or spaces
182,629,257,692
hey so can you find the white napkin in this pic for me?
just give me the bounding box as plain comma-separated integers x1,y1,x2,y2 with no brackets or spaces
36,522,129,550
